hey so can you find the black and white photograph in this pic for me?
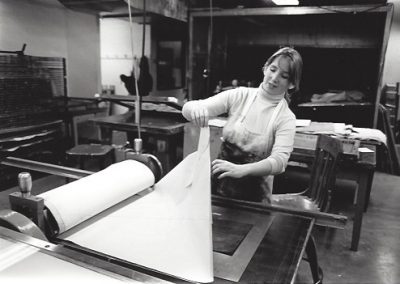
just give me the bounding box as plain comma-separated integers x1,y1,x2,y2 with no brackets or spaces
0,0,399,283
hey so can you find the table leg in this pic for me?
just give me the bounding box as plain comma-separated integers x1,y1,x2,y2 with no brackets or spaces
364,169,375,212
351,168,368,251
305,235,323,284
99,126,112,144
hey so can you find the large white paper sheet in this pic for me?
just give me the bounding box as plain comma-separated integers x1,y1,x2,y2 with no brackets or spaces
39,160,155,233
57,127,213,283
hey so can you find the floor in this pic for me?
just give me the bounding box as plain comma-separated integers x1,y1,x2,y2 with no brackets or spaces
0,170,399,284
296,172,400,284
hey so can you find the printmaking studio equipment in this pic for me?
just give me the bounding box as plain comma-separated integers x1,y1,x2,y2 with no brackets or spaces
1,128,212,282
0,126,348,283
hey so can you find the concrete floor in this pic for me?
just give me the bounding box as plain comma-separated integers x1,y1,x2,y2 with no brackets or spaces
0,171,399,284
296,172,400,284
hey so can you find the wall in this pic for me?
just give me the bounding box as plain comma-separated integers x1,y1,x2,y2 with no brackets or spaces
100,18,150,113
100,18,150,96
383,0,400,85
0,0,100,98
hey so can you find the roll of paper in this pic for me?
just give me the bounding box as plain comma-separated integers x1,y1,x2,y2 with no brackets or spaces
39,160,155,233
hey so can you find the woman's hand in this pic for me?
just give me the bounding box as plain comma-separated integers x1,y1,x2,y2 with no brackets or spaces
190,106,209,127
212,159,248,179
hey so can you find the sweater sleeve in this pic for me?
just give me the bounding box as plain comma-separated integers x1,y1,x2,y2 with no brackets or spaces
182,89,241,121
263,115,296,175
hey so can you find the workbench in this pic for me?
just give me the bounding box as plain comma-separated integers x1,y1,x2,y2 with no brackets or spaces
90,111,186,173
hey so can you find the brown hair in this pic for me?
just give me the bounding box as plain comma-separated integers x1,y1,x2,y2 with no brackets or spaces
264,47,303,96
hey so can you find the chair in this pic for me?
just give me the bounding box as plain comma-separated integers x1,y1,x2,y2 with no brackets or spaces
272,134,343,284
272,134,343,211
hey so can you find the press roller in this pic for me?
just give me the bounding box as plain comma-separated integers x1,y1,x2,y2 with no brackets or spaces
6,140,163,239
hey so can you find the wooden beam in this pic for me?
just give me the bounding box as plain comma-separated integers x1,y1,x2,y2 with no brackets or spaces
189,4,391,17
124,0,187,22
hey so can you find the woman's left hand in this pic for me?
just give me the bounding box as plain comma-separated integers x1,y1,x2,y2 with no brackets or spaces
212,159,247,179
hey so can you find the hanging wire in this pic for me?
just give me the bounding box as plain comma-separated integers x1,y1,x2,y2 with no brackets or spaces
127,0,142,139
204,0,213,95
141,0,146,57
207,0,213,75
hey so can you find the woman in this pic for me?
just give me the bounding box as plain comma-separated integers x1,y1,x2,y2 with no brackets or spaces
182,47,303,204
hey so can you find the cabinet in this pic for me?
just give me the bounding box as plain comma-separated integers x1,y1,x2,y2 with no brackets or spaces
188,4,393,128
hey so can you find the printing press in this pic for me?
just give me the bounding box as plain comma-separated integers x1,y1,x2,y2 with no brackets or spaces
0,131,348,283
0,95,347,283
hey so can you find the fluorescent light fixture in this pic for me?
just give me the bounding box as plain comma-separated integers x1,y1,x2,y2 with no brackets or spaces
272,0,299,5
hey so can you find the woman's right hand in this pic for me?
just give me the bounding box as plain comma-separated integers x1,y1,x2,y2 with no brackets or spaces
190,106,209,127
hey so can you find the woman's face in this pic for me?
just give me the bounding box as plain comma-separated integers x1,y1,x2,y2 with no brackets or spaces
262,56,294,96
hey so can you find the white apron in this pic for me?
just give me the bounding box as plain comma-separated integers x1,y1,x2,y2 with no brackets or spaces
213,92,285,203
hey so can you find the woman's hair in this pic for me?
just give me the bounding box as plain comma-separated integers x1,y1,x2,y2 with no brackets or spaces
264,47,303,96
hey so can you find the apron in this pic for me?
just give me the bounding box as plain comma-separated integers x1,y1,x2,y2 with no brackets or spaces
212,92,285,205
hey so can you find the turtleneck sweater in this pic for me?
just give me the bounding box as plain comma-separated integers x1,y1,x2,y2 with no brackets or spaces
242,83,285,135
182,84,296,183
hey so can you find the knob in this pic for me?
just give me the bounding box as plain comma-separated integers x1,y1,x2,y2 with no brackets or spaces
18,172,32,198
134,138,143,153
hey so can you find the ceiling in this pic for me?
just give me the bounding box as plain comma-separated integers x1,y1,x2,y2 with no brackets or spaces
57,0,388,16
58,0,129,14
58,0,190,24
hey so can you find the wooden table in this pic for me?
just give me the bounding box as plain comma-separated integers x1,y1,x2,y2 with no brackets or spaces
90,111,186,173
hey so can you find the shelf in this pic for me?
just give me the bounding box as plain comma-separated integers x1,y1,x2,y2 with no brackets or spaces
297,102,373,107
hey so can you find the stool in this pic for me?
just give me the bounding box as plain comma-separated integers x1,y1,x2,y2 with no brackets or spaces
66,144,114,170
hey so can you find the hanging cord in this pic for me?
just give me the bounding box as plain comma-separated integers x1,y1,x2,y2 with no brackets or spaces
204,0,213,95
141,0,146,57
127,0,142,139
207,0,213,76
137,0,146,134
